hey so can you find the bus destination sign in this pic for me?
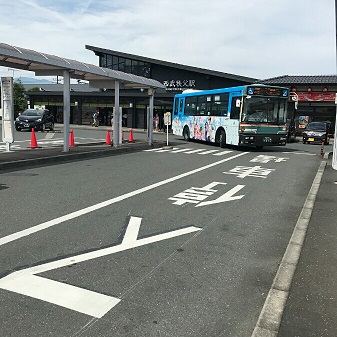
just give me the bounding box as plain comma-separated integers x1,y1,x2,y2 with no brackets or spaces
247,86,288,97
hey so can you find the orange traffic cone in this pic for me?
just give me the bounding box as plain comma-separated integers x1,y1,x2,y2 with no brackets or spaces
30,129,39,149
105,130,112,145
128,129,134,143
69,129,75,147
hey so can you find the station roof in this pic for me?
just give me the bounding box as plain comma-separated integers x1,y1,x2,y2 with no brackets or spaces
86,45,258,83
260,75,337,85
0,43,165,89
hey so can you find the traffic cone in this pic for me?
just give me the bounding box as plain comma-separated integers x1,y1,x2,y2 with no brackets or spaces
69,129,75,147
128,129,134,143
30,129,39,149
105,130,112,145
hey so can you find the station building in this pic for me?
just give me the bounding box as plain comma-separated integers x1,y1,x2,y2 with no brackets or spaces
25,45,337,133
261,75,337,134
24,45,256,129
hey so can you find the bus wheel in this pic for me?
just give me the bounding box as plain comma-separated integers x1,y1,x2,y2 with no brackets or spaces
183,127,190,141
219,130,226,148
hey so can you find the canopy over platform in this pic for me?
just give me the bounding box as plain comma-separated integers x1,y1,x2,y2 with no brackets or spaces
0,43,165,90
0,43,165,150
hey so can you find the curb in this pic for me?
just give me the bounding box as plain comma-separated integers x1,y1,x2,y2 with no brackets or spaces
251,161,327,337
0,141,166,172
324,151,333,159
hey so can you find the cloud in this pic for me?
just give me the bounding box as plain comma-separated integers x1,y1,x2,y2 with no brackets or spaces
0,0,335,80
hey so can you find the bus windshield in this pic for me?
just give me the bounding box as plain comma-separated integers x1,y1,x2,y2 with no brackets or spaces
241,97,287,124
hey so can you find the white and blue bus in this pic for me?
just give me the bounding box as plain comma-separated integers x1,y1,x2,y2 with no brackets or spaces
172,84,290,149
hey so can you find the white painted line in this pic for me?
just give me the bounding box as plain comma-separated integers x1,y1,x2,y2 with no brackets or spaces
0,274,120,318
155,147,180,152
0,218,201,317
44,133,55,139
169,148,193,153
212,150,233,156
183,149,204,154
122,216,141,244
0,151,248,246
282,151,316,156
20,225,202,275
251,160,327,337
197,150,220,155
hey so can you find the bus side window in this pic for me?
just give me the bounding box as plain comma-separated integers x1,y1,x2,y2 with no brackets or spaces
230,97,241,120
173,98,178,115
179,99,184,114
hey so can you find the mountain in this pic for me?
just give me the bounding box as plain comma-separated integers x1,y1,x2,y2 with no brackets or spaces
15,77,54,84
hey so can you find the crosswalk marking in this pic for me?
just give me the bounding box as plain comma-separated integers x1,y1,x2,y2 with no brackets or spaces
170,148,194,153
197,149,222,155
152,147,180,153
212,150,234,156
143,147,233,156
183,149,204,154
0,144,22,152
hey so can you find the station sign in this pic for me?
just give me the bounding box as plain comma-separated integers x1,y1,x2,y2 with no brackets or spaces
1,77,14,147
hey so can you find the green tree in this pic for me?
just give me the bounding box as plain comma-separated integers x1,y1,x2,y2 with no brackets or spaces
27,87,40,92
13,80,27,116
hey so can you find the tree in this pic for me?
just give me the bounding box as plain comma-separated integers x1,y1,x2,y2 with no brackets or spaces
27,87,40,92
13,80,27,116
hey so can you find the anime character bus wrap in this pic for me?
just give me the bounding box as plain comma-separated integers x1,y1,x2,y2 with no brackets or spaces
172,84,290,149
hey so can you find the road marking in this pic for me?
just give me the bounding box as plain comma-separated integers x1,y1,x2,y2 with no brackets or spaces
197,149,220,155
0,144,22,151
143,147,233,156
196,184,245,207
0,274,120,318
0,217,201,318
0,151,248,246
182,149,204,154
44,133,55,139
212,150,233,156
170,148,194,153
282,151,316,156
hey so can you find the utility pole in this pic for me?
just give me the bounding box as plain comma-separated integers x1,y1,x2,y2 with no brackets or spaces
8,68,19,78
333,0,337,169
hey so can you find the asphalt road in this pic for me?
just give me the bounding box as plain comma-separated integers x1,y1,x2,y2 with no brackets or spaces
0,139,330,336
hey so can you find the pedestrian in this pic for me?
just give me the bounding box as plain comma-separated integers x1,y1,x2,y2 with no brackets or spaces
154,113,159,131
92,110,99,127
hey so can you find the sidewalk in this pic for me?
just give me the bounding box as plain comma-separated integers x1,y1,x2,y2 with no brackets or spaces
277,157,337,337
0,124,167,171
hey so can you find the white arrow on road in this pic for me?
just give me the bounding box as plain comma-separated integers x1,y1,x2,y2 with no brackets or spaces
0,217,201,318
195,185,245,207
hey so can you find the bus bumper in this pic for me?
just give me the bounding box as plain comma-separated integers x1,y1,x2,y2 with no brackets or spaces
239,134,287,146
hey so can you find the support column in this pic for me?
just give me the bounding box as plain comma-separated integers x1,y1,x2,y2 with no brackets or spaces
113,81,120,148
148,88,154,146
63,70,70,152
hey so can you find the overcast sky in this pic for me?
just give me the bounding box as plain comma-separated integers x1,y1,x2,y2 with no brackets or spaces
0,0,336,82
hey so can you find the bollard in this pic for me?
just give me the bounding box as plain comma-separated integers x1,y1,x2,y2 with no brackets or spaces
320,141,324,157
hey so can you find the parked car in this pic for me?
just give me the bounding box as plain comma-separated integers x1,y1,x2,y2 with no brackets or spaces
302,122,330,145
286,118,296,142
15,109,54,132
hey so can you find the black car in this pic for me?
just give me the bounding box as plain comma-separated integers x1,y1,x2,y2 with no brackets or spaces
302,122,330,145
15,109,54,132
